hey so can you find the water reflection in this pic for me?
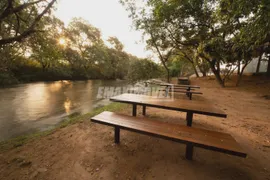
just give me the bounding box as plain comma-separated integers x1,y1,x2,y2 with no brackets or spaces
14,83,50,122
49,81,62,92
0,80,129,141
64,98,71,114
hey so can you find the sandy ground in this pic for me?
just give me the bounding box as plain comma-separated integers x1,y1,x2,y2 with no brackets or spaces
0,75,269,180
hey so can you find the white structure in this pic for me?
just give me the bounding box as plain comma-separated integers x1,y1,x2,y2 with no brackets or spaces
245,57,268,73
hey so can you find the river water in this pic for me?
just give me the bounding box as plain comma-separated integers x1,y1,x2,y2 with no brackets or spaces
0,80,130,141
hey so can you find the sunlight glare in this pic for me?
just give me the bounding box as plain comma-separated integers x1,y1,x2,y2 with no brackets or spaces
59,38,66,46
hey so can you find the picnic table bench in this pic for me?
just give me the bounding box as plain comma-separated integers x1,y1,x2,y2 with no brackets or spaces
157,83,202,99
159,88,203,100
158,83,200,90
178,77,190,85
91,111,247,160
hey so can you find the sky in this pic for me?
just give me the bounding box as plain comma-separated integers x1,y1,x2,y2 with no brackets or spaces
54,0,153,59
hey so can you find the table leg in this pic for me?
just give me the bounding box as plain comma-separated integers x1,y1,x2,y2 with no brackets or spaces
189,93,192,100
114,126,120,144
185,112,194,160
186,87,190,97
142,105,146,116
132,104,137,116
186,143,193,160
186,112,193,126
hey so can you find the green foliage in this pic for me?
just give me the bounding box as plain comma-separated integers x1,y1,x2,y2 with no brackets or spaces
0,0,57,46
121,0,270,86
0,71,18,85
127,58,163,82
0,15,161,85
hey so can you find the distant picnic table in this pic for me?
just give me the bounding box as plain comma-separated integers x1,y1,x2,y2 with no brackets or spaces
178,77,190,85
150,82,202,100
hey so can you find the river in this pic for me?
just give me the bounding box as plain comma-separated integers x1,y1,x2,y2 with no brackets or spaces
0,80,130,141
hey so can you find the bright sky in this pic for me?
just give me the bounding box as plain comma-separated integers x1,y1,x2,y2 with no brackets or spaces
54,0,153,59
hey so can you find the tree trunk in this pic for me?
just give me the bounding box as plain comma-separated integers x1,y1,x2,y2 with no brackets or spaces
237,60,241,75
195,56,209,77
197,64,207,77
165,66,170,83
212,68,224,87
198,55,224,87
256,53,263,73
236,62,248,86
210,62,224,87
42,64,46,72
202,71,207,77
267,55,270,76
191,63,199,77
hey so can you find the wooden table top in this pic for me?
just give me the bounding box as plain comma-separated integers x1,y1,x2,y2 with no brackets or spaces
110,93,227,118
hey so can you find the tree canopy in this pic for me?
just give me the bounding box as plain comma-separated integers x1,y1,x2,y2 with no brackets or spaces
0,8,162,85
121,0,270,86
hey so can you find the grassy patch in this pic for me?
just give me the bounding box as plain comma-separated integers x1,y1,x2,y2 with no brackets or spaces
0,102,128,152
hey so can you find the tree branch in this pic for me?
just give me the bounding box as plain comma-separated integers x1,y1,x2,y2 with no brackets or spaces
0,0,45,21
0,0,57,46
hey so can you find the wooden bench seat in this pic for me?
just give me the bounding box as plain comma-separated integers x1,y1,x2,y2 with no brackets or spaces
91,111,247,160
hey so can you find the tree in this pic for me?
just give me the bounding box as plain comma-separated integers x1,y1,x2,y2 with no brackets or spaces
65,18,104,77
127,58,162,82
0,0,57,46
108,36,124,51
1,12,162,85
30,33,62,71
122,0,270,87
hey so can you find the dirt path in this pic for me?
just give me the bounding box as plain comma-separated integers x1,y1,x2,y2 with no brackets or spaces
0,76,269,180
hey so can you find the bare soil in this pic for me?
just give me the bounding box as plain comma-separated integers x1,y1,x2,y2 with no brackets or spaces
0,75,269,180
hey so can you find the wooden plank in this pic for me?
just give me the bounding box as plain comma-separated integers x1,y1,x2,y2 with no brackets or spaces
160,89,203,95
110,94,226,118
178,77,190,85
146,81,200,88
159,84,200,89
170,86,197,90
91,111,247,158
178,77,189,80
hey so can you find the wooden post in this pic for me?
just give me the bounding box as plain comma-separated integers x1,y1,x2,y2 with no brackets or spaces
185,112,194,160
132,104,137,117
186,112,193,127
142,105,146,116
189,93,192,100
186,87,191,97
186,143,194,160
115,126,120,144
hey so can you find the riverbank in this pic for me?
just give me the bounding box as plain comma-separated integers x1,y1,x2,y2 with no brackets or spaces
0,75,269,180
0,71,122,87
0,102,127,151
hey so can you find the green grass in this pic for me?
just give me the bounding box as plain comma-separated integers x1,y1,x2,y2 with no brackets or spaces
0,102,128,152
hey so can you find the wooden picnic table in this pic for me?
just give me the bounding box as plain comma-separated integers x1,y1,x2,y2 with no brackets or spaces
110,93,227,126
110,93,227,159
178,77,190,85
